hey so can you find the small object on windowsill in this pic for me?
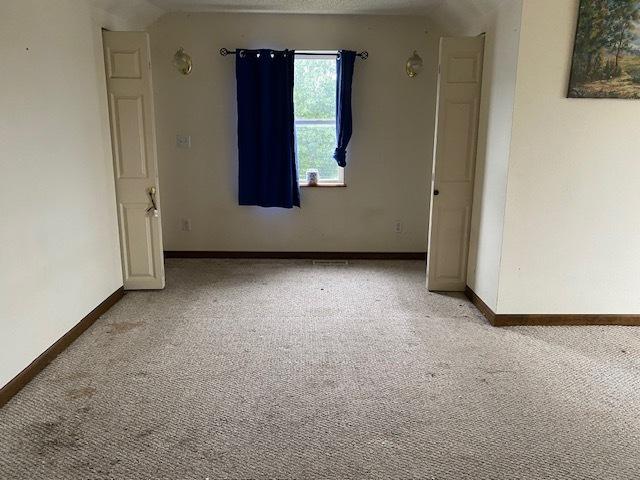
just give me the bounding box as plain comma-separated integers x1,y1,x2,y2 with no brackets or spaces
306,169,319,187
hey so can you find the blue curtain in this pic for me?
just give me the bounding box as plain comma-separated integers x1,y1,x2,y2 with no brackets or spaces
333,50,357,168
236,49,300,208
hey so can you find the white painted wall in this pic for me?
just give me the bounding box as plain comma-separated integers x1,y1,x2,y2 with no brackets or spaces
497,0,640,314
467,2,523,311
147,13,437,252
433,0,640,314
0,0,138,388
428,0,523,310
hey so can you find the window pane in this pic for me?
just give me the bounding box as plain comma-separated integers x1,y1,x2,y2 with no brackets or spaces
294,59,337,120
294,57,339,183
295,123,339,182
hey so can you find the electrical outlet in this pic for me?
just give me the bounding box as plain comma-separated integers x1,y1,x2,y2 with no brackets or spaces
176,134,191,149
395,222,403,234
180,218,192,232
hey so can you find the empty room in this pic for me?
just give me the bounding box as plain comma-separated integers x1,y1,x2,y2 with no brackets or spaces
2,0,640,478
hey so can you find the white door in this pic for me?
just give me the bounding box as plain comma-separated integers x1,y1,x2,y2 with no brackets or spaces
427,36,484,292
103,31,165,290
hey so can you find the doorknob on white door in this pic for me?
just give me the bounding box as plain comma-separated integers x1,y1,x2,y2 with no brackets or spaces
146,187,159,217
433,189,440,196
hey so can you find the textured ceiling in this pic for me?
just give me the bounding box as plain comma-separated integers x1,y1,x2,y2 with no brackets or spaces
90,0,165,27
145,0,445,15
427,0,507,32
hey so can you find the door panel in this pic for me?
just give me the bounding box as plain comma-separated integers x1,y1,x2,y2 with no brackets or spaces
439,99,477,182
120,204,156,280
427,37,484,292
445,52,482,83
103,32,164,290
107,49,142,79
111,94,148,179
433,206,471,282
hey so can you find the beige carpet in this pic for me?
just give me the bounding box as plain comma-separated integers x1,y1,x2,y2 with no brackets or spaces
1,259,640,479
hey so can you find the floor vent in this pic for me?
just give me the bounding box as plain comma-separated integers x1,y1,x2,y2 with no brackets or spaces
312,260,349,266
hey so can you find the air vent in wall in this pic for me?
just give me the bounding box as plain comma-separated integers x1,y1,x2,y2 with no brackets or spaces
312,260,349,266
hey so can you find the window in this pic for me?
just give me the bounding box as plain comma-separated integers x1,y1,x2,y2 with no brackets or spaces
293,53,344,186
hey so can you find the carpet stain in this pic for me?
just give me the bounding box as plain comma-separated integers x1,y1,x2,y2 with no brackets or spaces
106,321,144,334
135,428,155,439
38,419,61,432
29,419,79,454
59,371,90,382
65,387,96,400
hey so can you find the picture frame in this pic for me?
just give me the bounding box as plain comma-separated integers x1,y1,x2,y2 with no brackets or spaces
568,0,640,99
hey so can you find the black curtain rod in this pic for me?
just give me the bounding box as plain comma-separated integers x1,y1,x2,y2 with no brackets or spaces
219,48,368,59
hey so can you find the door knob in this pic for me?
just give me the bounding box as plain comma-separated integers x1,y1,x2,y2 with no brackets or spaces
434,189,440,196
146,186,159,217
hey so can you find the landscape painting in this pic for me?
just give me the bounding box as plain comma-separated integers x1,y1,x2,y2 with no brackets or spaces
568,0,640,98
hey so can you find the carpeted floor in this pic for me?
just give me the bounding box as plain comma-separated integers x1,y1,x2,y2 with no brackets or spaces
1,259,640,479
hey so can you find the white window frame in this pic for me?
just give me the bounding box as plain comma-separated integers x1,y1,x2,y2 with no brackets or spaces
294,52,345,187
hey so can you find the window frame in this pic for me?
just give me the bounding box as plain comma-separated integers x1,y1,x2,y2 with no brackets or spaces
294,51,345,188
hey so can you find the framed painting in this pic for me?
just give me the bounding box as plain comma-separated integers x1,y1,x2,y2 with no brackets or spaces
568,0,640,98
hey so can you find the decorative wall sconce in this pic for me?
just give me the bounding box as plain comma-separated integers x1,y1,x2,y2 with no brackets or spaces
173,47,192,75
406,50,424,78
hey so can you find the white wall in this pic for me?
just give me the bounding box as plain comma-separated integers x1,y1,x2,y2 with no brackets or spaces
433,0,640,314
147,13,437,252
466,1,523,311
0,0,133,388
429,0,523,310
497,0,640,314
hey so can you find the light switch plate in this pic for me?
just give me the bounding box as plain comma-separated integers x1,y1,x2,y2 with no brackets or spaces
176,134,191,149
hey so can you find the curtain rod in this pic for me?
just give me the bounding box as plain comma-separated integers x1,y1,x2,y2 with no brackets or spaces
219,48,368,59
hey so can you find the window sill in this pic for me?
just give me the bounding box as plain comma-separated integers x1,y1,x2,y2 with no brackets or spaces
300,183,346,188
